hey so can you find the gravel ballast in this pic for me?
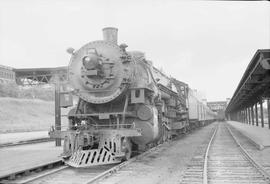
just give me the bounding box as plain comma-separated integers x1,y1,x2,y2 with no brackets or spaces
98,122,218,184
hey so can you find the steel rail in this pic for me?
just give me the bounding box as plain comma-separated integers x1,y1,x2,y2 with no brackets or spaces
0,160,64,183
18,165,69,184
84,142,164,184
0,138,53,148
4,139,164,184
202,123,219,184
2,124,214,183
226,125,270,182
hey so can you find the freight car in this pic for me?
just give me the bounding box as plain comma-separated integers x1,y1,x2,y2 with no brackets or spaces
49,27,216,168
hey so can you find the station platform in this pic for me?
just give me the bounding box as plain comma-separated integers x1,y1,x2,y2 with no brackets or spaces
0,131,49,145
0,141,62,178
227,121,270,150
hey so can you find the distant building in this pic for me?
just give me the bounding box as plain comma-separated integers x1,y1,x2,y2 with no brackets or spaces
0,64,16,83
207,101,227,112
207,100,228,121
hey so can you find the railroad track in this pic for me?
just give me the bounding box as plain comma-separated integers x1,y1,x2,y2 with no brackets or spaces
228,124,270,175
204,122,270,184
0,140,162,184
180,123,218,184
0,160,64,183
181,122,270,184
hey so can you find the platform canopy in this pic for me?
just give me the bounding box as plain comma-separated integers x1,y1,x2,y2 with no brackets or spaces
14,66,68,85
226,49,270,114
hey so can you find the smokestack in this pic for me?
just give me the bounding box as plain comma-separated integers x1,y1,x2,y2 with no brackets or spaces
102,27,118,45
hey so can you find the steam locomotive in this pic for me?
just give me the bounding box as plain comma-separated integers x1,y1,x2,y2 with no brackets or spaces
49,27,216,168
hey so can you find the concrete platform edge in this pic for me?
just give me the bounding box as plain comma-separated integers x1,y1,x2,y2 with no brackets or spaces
227,123,264,150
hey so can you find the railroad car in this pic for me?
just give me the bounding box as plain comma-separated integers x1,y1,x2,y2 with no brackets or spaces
49,27,216,168
216,110,226,121
187,90,215,127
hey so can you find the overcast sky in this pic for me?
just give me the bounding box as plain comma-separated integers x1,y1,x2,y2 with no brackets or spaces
0,0,269,101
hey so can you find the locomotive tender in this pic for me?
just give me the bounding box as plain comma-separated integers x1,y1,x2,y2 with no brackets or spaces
49,27,216,168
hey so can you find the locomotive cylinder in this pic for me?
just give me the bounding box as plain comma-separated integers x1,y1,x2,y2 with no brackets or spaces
102,27,118,44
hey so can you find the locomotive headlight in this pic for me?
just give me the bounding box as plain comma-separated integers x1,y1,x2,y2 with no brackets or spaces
84,56,91,62
82,54,100,70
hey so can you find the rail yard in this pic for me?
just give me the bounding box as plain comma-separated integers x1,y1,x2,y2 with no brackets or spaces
0,27,270,184
1,121,270,184
0,1,270,184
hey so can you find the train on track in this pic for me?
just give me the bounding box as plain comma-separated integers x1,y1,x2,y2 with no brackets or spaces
49,27,216,168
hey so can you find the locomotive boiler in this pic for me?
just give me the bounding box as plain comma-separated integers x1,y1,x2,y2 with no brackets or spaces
49,27,216,168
